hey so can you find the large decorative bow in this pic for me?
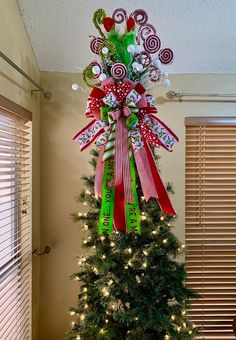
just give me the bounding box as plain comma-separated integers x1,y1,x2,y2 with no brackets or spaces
73,77,179,234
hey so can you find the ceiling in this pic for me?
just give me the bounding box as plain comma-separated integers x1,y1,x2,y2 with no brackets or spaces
18,0,236,74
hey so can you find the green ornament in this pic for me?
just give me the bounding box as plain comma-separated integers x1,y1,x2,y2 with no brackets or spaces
125,113,138,128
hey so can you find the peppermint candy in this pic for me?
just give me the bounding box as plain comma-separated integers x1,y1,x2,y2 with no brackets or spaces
90,37,103,54
111,63,127,79
144,35,161,54
158,48,174,65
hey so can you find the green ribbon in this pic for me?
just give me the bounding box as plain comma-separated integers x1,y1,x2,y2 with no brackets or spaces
98,158,115,234
125,155,141,234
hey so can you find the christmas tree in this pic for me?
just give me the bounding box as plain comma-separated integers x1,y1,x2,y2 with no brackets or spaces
66,8,198,339
65,150,197,340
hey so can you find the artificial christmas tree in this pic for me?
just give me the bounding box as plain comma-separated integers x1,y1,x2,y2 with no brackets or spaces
65,150,197,340
66,8,198,339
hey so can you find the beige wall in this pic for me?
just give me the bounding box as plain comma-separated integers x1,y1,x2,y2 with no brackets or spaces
40,71,236,339
0,1,40,339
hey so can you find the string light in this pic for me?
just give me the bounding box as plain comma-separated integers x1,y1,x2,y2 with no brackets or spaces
110,242,115,247
189,330,193,334
182,322,186,328
171,315,176,321
181,244,186,249
76,336,81,340
100,236,105,241
84,304,88,309
100,328,105,334
152,230,157,235
163,238,168,244
86,190,91,195
111,304,116,310
69,310,75,315
92,267,98,274
80,314,85,321
165,335,170,340
83,224,88,230
71,321,75,326
83,294,88,300
83,287,88,292
105,319,109,323
128,260,132,266
127,248,132,254
142,262,147,268
83,239,88,244
102,255,106,259
160,216,165,221
108,279,113,286
177,326,181,332
134,317,138,321
124,265,128,269
92,245,96,249
78,213,82,217
181,309,186,316
74,276,80,281
101,287,110,297
143,250,148,256
83,202,87,205
141,196,145,201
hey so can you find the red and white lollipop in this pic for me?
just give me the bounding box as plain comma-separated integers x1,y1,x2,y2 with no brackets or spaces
111,63,127,79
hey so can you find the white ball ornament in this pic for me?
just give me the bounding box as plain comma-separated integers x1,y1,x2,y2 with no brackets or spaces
92,65,101,75
153,58,161,67
99,73,107,81
162,70,169,78
135,45,143,54
162,79,171,88
102,47,109,54
132,62,138,70
72,83,79,91
136,63,144,72
127,45,135,54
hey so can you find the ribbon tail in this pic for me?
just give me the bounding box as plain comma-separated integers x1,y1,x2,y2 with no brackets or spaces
125,155,141,234
114,180,126,233
144,141,176,215
98,158,115,234
134,147,158,200
95,146,105,198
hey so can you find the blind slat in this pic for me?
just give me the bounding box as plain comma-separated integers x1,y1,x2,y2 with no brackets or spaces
0,103,32,340
185,120,236,339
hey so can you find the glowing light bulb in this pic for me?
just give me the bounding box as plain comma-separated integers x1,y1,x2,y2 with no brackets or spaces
86,190,91,195
100,236,105,241
171,315,176,321
128,260,132,266
71,321,75,326
163,238,168,244
181,309,186,316
128,248,132,254
102,255,106,259
83,224,88,230
141,196,145,201
78,213,82,216
80,314,85,321
152,230,157,235
108,280,113,286
105,319,109,323
142,262,147,268
183,322,187,328
84,304,88,309
143,250,148,256
102,287,109,297
177,326,181,332
110,242,115,247
83,287,88,292
76,336,81,340
124,265,128,269
83,202,87,205
160,216,165,221
100,328,105,334
83,240,88,244
189,330,192,334
69,310,75,315
181,244,186,249
165,335,170,340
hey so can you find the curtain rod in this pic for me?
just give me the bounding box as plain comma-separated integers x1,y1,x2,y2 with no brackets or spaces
166,90,236,102
0,51,52,100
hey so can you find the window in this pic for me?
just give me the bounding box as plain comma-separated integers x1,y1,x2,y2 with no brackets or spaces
185,117,236,339
0,96,32,340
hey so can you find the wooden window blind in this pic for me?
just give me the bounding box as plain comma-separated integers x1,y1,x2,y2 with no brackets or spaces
0,96,32,340
185,117,236,339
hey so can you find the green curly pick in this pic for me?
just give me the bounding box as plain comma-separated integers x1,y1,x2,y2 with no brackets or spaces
93,8,106,39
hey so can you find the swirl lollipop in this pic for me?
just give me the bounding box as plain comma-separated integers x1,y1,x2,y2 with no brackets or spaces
130,9,148,24
158,48,174,65
137,51,152,67
143,35,161,54
112,8,127,23
111,63,127,79
137,23,156,44
90,37,103,54
149,65,162,82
